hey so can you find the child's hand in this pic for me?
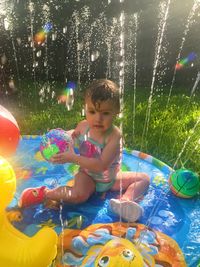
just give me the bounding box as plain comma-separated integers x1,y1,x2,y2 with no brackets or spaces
50,143,75,164
71,129,80,140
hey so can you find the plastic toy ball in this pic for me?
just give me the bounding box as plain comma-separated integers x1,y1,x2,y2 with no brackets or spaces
169,169,199,198
0,105,20,157
40,128,72,161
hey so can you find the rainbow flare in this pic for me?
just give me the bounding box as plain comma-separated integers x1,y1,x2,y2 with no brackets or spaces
175,52,197,70
58,81,76,110
34,22,52,45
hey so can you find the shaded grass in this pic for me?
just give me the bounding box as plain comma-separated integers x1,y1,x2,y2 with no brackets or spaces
1,81,200,174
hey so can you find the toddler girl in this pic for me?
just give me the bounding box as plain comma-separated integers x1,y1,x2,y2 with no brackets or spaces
19,79,150,222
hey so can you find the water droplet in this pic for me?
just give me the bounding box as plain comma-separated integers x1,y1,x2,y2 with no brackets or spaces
63,26,67,33
77,42,83,51
52,91,55,98
43,4,49,11
81,108,85,116
91,51,100,62
16,38,21,45
1,54,7,65
119,113,123,118
119,70,124,76
8,80,15,90
28,2,34,13
4,18,9,30
33,62,38,68
36,50,42,57
51,33,57,41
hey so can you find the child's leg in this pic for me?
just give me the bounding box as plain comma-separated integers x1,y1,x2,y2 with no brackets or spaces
111,171,150,201
110,171,150,222
19,171,95,207
46,171,95,204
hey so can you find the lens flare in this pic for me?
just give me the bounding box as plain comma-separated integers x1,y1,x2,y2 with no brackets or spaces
34,22,53,45
43,22,52,33
58,81,76,110
175,52,197,70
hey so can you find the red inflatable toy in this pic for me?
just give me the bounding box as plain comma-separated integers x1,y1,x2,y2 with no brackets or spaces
0,105,20,157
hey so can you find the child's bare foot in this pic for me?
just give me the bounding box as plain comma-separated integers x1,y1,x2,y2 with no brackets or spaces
110,198,143,222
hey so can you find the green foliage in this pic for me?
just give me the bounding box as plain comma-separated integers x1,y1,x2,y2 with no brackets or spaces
123,88,200,174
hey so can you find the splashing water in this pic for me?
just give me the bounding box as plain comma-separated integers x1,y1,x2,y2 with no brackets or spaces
141,0,171,150
167,0,200,104
191,71,200,96
157,0,200,152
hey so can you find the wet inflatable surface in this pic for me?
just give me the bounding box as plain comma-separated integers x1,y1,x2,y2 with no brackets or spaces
8,136,200,266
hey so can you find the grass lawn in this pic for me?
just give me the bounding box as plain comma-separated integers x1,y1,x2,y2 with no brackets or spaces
1,80,200,174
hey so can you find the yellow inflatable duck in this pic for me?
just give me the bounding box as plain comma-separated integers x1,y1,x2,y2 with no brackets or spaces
0,156,58,267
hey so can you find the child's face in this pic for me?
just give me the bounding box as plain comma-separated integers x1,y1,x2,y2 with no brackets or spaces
85,97,118,133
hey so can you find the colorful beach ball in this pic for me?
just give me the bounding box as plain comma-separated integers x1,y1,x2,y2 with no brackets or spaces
40,128,72,161
0,105,20,157
169,169,199,198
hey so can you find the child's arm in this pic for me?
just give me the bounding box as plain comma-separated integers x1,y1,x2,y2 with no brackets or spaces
51,127,121,172
67,120,87,140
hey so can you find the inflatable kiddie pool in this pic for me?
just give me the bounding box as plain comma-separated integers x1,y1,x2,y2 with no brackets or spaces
6,135,200,266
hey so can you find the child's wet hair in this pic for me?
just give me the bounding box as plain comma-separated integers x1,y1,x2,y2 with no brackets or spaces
85,79,120,112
